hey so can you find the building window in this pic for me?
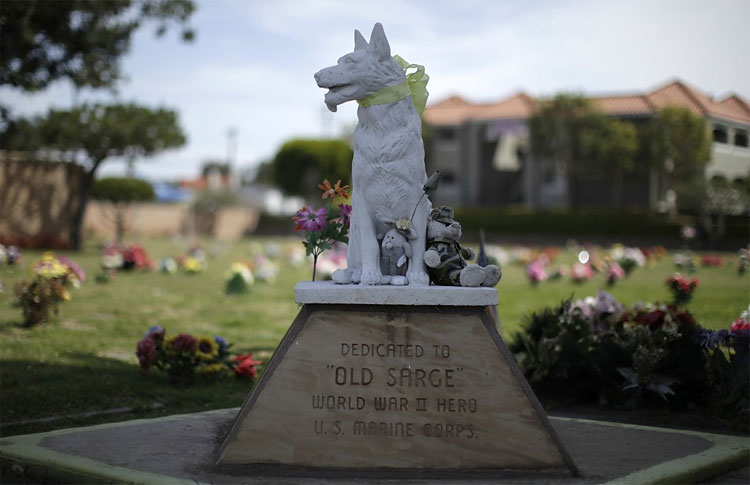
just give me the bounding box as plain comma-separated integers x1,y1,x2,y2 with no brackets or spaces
441,171,456,184
712,125,728,143
734,129,748,148
437,128,456,141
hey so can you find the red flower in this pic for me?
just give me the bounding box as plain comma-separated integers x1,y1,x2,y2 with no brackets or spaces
731,319,750,332
233,353,262,379
171,333,197,353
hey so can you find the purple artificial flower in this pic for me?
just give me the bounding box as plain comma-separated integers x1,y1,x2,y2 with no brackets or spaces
215,335,228,354
336,204,352,227
145,325,165,342
136,337,158,370
294,206,328,232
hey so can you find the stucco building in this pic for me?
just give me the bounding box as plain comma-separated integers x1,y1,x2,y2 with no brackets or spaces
423,79,750,211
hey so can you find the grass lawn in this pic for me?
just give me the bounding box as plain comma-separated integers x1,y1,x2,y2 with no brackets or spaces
1,236,747,437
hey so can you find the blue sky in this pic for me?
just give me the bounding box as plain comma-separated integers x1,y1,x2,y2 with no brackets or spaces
3,0,749,181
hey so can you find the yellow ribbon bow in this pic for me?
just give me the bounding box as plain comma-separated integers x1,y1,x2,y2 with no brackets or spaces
357,55,430,115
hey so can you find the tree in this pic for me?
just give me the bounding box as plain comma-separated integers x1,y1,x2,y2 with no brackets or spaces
1,103,186,248
653,106,712,197
91,177,155,243
0,0,195,92
529,94,638,208
271,138,353,199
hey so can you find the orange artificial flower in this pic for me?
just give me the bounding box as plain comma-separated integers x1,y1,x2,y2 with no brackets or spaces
319,179,335,199
319,179,350,200
333,180,350,199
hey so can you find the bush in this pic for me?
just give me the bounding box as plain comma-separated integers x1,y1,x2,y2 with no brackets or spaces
91,177,155,203
271,138,352,198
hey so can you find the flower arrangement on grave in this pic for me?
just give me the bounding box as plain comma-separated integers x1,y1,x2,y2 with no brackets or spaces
508,294,742,422
160,257,178,274
135,326,262,385
701,254,724,267
101,243,154,271
666,273,698,306
605,262,625,286
570,262,594,283
0,244,21,266
14,252,84,326
525,259,548,285
610,245,646,276
696,307,750,424
292,179,351,281
251,255,278,283
738,247,749,275
225,262,254,295
177,247,206,274
673,251,698,273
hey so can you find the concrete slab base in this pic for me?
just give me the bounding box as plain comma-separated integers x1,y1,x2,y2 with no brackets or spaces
1,408,748,484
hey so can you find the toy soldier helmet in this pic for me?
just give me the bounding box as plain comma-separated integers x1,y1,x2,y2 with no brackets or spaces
430,206,454,223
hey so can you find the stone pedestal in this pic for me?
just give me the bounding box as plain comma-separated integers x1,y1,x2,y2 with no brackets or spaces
217,282,576,476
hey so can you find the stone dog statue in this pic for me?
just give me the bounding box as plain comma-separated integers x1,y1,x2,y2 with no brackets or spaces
314,23,430,286
423,207,502,287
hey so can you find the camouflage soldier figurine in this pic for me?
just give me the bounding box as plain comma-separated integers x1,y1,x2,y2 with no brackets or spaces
423,206,502,287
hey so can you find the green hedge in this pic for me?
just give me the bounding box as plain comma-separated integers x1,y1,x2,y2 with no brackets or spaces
454,208,687,239
253,208,748,246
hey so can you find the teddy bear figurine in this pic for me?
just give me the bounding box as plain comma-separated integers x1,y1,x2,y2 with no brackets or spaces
379,227,413,285
423,206,502,287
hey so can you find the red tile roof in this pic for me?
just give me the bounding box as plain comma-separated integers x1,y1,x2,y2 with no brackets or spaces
593,95,655,116
423,79,750,125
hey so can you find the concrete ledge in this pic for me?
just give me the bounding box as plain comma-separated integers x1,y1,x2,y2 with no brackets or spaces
294,280,498,306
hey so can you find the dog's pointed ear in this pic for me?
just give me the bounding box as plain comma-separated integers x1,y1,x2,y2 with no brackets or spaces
368,22,391,61
354,29,368,50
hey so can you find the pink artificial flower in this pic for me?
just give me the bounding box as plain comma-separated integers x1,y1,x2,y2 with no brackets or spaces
58,256,86,282
571,263,594,282
293,206,328,232
526,260,548,284
606,262,625,285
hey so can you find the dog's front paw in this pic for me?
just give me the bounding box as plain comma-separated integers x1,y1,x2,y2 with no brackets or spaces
390,275,408,286
332,269,352,284
359,269,382,286
407,269,430,287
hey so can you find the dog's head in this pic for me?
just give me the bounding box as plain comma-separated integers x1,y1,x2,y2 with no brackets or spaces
314,23,405,112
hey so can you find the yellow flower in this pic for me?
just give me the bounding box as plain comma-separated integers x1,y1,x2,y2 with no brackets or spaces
184,257,203,273
32,253,68,279
195,336,218,360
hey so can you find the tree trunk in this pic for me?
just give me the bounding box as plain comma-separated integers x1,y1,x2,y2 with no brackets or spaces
115,204,126,244
69,161,101,250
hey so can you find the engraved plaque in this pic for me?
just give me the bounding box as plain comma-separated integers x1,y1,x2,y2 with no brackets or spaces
218,305,574,473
